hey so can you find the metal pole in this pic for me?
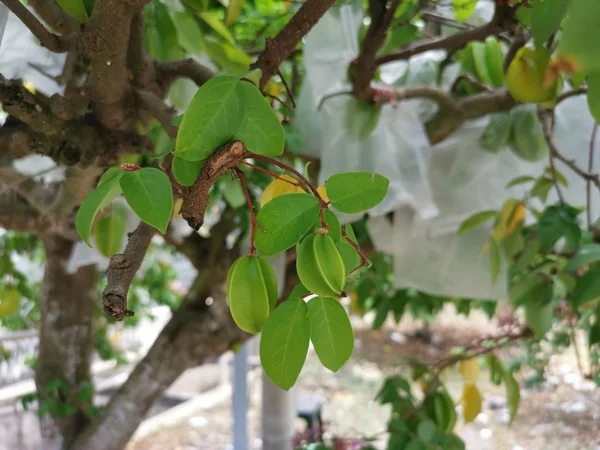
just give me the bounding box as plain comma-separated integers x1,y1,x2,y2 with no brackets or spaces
233,343,248,450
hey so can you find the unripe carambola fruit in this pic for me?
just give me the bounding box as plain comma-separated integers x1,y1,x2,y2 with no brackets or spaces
296,231,346,297
506,48,559,106
226,255,278,333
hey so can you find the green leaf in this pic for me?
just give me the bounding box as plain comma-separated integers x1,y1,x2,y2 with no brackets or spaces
509,274,551,307
175,75,244,161
344,224,358,244
587,73,600,122
120,168,173,234
589,321,600,347
76,172,124,246
504,372,520,422
337,241,360,275
514,239,541,273
94,210,126,258
56,0,88,21
525,300,553,338
288,283,311,302
172,12,204,53
326,172,389,214
145,0,182,61
489,237,501,284
172,156,202,187
557,0,600,73
221,175,246,208
254,193,320,256
260,299,311,390
225,0,243,25
479,113,511,153
506,175,536,188
458,210,497,234
452,0,476,22
537,205,581,252
199,11,235,44
307,297,354,371
405,440,427,450
571,264,600,306
200,36,252,73
531,0,571,48
417,420,436,442
565,243,600,271
234,81,285,157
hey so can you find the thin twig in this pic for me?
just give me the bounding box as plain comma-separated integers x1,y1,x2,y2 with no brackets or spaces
0,0,75,53
557,87,588,105
277,70,296,108
240,160,304,188
588,124,598,228
317,90,353,110
541,107,566,203
234,167,258,255
266,93,293,113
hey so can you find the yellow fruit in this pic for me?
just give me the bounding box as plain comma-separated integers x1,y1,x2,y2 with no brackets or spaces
260,175,304,207
459,358,480,383
0,288,21,317
317,185,329,203
226,255,278,333
462,383,482,423
506,48,559,106
296,232,346,297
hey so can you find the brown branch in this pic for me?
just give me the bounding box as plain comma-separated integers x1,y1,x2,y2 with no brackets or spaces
135,89,178,138
251,0,337,89
181,141,248,230
102,221,156,320
353,0,402,100
0,0,76,52
376,4,514,66
538,108,600,191
28,0,79,35
538,107,565,203
425,88,516,144
386,85,455,111
503,26,529,73
155,58,215,89
557,87,588,104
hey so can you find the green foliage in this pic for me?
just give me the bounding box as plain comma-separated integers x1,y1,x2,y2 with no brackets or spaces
56,0,89,21
458,210,498,234
175,76,284,161
345,99,382,141
260,298,310,390
557,0,600,72
76,169,124,247
172,156,203,187
94,207,127,258
587,73,600,123
120,168,173,234
530,0,571,48
255,193,320,256
326,172,389,214
307,297,354,372
452,0,476,22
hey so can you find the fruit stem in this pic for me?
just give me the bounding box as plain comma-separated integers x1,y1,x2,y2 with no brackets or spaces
240,160,303,189
341,227,371,274
245,153,328,227
234,167,258,255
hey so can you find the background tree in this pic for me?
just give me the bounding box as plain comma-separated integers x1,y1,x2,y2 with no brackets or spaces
1,0,600,449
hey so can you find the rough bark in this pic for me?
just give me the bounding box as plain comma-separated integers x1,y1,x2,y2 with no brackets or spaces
72,253,247,450
36,236,96,449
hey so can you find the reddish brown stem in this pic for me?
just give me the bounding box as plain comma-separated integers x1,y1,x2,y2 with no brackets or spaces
234,167,258,255
240,160,303,189
341,228,370,274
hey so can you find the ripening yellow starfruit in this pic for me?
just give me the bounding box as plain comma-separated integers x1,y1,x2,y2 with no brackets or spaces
226,255,278,333
296,231,346,297
506,48,560,107
260,175,304,207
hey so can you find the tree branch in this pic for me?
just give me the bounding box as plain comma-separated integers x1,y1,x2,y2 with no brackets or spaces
135,89,178,138
0,0,76,52
251,0,337,89
375,4,514,66
155,58,214,89
425,88,516,144
102,221,156,320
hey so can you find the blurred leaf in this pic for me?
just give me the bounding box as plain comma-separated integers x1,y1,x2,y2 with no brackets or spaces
226,0,243,25
462,383,482,423
199,11,235,44
489,237,501,284
504,372,520,422
459,358,480,383
565,243,600,271
458,210,497,234
571,264,600,306
452,0,476,22
531,0,571,48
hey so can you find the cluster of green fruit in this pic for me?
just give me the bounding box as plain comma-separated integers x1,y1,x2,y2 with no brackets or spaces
226,224,355,334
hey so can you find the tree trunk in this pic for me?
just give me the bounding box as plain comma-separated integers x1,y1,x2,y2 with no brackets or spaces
71,264,247,450
36,236,96,450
